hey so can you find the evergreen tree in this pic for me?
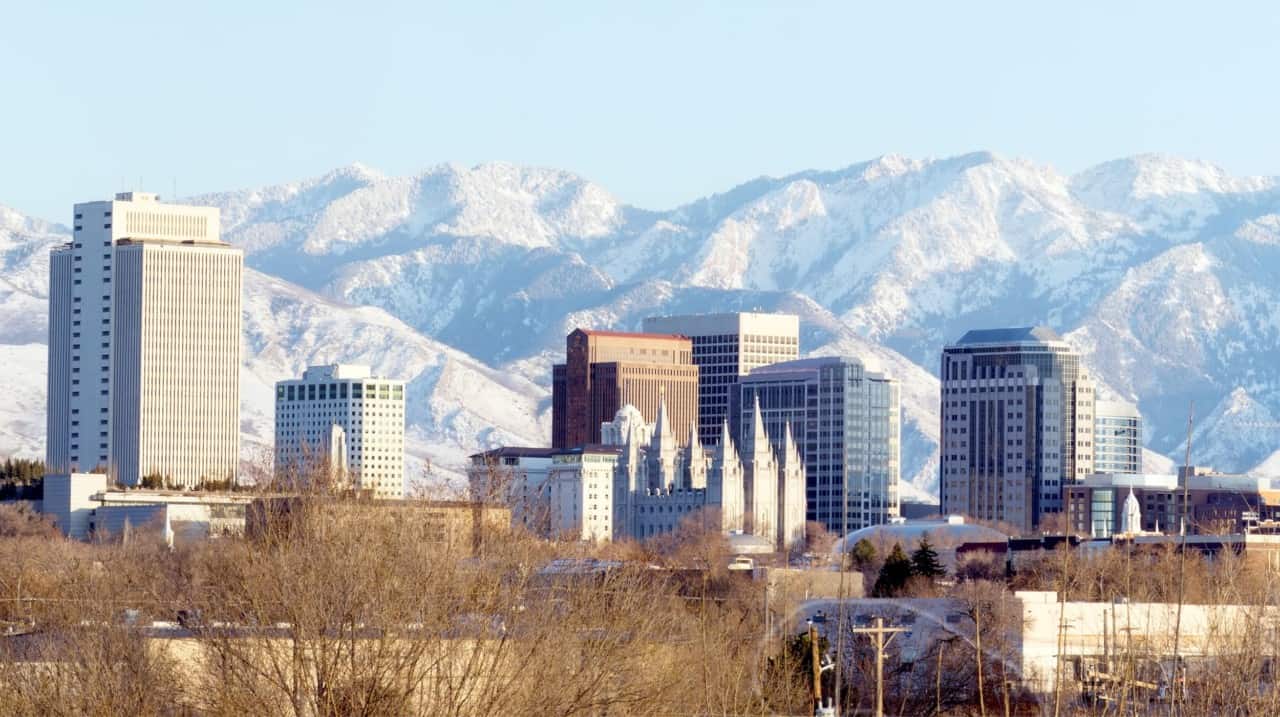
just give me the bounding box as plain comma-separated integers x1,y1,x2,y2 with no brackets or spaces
911,536,946,580
872,543,913,597
849,537,877,570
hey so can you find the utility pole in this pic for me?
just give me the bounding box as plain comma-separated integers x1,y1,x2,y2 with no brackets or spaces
810,623,823,710
850,617,907,717
1171,402,1194,717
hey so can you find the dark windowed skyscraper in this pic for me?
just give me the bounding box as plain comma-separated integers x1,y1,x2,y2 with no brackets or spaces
939,327,1095,532
734,356,900,535
1093,400,1142,474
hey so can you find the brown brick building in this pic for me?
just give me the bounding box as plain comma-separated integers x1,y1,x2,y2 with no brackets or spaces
551,329,699,449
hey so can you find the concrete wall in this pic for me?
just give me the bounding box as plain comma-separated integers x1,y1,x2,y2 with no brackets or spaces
41,473,107,539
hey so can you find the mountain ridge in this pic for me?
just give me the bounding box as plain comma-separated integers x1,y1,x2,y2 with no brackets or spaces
6,151,1280,498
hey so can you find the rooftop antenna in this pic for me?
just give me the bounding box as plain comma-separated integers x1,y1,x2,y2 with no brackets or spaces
171,176,177,202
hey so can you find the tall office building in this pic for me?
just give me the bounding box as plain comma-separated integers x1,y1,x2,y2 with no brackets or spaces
275,364,406,500
736,357,900,534
1094,400,1142,474
641,312,799,446
551,329,698,449
939,327,1095,532
47,193,242,487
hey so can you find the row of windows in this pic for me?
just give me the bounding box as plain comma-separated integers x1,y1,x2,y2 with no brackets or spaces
278,383,404,401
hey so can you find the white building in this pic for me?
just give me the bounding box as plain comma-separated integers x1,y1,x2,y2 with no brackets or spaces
549,446,620,542
42,472,252,542
470,397,807,552
641,312,799,446
46,192,242,487
274,364,406,499
798,591,1280,699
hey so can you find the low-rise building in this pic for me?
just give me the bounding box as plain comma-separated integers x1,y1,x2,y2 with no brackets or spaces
245,496,509,556
1066,468,1280,538
42,472,253,542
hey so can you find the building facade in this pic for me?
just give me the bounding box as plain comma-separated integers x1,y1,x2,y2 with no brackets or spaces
939,327,1095,533
735,357,900,535
43,472,252,542
471,399,807,552
1093,400,1142,474
47,192,242,487
551,329,698,449
1066,468,1280,538
641,312,799,446
275,364,407,499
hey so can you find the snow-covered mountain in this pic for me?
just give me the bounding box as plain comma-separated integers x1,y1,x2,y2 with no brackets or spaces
6,151,1280,497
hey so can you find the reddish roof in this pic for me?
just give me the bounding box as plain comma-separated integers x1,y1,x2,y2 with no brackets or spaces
574,329,689,341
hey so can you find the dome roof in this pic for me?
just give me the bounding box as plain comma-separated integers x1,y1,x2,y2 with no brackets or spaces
833,516,1008,555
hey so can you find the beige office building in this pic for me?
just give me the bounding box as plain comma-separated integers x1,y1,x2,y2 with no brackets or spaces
47,192,242,487
642,312,799,445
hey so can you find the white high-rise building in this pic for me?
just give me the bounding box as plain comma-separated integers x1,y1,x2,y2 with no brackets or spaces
46,192,242,487
274,364,406,499
641,312,799,446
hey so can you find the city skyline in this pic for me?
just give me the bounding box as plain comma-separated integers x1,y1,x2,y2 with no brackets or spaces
9,6,1280,712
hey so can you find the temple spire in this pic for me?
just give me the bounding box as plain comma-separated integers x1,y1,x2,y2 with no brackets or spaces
750,393,768,452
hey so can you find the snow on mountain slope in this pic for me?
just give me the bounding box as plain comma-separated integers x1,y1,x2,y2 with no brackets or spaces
1070,155,1279,239
9,151,1280,495
0,227,553,481
1173,388,1280,473
0,205,65,345
241,268,549,480
0,344,46,459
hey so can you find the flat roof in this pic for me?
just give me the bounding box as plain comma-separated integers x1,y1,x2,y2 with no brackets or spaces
574,328,689,341
554,444,622,455
952,326,1063,346
470,446,557,459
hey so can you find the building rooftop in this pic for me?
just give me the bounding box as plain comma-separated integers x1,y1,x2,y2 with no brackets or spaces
833,515,1009,554
642,312,800,334
469,446,557,460
749,356,848,373
553,444,623,456
744,355,888,381
573,328,689,341
952,326,1064,346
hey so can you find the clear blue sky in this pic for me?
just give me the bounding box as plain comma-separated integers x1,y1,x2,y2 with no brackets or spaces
5,1,1280,222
